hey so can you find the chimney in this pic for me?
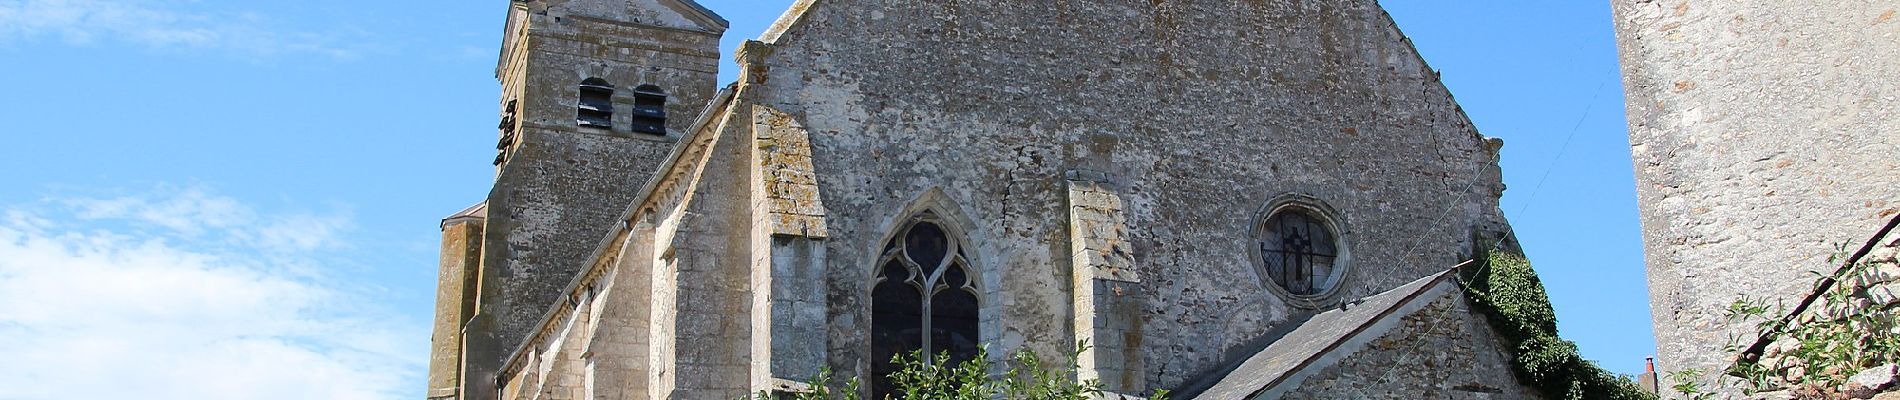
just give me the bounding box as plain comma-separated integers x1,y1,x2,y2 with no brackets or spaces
1638,357,1660,394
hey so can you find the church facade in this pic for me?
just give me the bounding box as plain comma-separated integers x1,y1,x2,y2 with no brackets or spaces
426,1,1540,399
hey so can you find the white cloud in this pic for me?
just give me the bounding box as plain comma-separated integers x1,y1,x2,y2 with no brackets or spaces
0,186,421,400
0,0,363,58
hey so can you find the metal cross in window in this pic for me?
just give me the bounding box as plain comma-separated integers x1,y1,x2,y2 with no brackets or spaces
1263,213,1337,296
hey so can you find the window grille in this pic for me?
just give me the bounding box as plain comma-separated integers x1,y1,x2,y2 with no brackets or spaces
1259,209,1339,296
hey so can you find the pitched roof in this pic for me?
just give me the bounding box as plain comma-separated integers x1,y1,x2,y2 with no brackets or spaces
666,0,730,31
1180,267,1467,399
441,201,487,229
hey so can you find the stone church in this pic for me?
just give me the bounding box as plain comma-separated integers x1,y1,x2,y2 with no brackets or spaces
426,0,1540,398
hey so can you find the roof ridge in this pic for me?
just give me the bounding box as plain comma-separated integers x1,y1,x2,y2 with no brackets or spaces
441,201,488,229
666,0,730,30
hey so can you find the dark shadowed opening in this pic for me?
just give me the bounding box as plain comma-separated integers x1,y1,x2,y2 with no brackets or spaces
631,84,666,135
577,78,614,128
869,215,980,398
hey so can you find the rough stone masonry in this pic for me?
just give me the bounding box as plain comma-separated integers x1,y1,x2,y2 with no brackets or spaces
1612,0,1900,395
427,0,1552,398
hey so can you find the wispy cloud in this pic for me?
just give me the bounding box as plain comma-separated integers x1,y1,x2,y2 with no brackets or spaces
0,0,367,58
0,186,420,399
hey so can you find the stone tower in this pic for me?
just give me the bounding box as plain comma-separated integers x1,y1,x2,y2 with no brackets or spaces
424,1,727,399
1612,0,1899,394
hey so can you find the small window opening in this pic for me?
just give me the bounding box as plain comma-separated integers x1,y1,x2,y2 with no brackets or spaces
578,78,614,128
630,84,667,135
1259,208,1340,296
495,100,520,166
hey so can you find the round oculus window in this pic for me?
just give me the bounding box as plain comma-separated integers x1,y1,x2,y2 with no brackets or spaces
1258,207,1343,297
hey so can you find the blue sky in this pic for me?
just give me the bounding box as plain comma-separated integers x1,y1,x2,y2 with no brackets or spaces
0,1,1647,398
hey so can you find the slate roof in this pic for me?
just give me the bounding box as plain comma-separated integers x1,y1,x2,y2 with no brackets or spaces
441,201,487,229
1179,268,1464,399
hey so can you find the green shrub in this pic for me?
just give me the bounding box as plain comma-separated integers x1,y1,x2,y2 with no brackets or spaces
1461,252,1656,400
758,341,1169,400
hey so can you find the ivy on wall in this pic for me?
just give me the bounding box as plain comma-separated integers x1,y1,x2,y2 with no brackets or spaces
1459,252,1657,400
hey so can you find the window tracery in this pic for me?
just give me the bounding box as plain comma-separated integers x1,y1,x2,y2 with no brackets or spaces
870,212,979,398
1261,209,1337,295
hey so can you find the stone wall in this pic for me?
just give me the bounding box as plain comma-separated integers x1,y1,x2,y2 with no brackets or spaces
1279,289,1540,400
454,1,727,399
479,0,724,355
427,217,484,399
1610,1,1900,393
473,0,1535,396
1068,177,1146,394
489,83,758,399
748,0,1515,390
1743,224,1900,399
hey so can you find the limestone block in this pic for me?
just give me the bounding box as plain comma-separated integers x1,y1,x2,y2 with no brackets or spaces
1862,263,1900,289
1869,283,1900,306
1847,365,1900,398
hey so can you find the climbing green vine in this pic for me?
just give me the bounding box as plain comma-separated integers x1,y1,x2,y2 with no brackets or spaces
1459,252,1656,400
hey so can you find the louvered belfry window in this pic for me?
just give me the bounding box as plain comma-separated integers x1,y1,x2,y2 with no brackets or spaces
630,84,667,135
577,78,614,128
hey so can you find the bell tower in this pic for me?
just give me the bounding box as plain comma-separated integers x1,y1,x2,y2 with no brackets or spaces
425,1,726,399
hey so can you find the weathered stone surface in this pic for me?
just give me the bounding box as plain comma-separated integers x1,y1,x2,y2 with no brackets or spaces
1862,262,1900,288
1848,365,1900,398
1611,0,1900,394
1275,286,1540,400
1736,234,1900,394
437,1,731,399
752,0,1514,389
1868,283,1900,306
426,209,486,400
451,0,1530,398
751,105,830,239
1069,178,1145,394
1748,390,1795,400
1185,271,1539,400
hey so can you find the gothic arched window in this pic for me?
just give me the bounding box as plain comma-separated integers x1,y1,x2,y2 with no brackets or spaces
870,213,979,398
577,78,614,128
1257,204,1345,297
629,84,667,135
